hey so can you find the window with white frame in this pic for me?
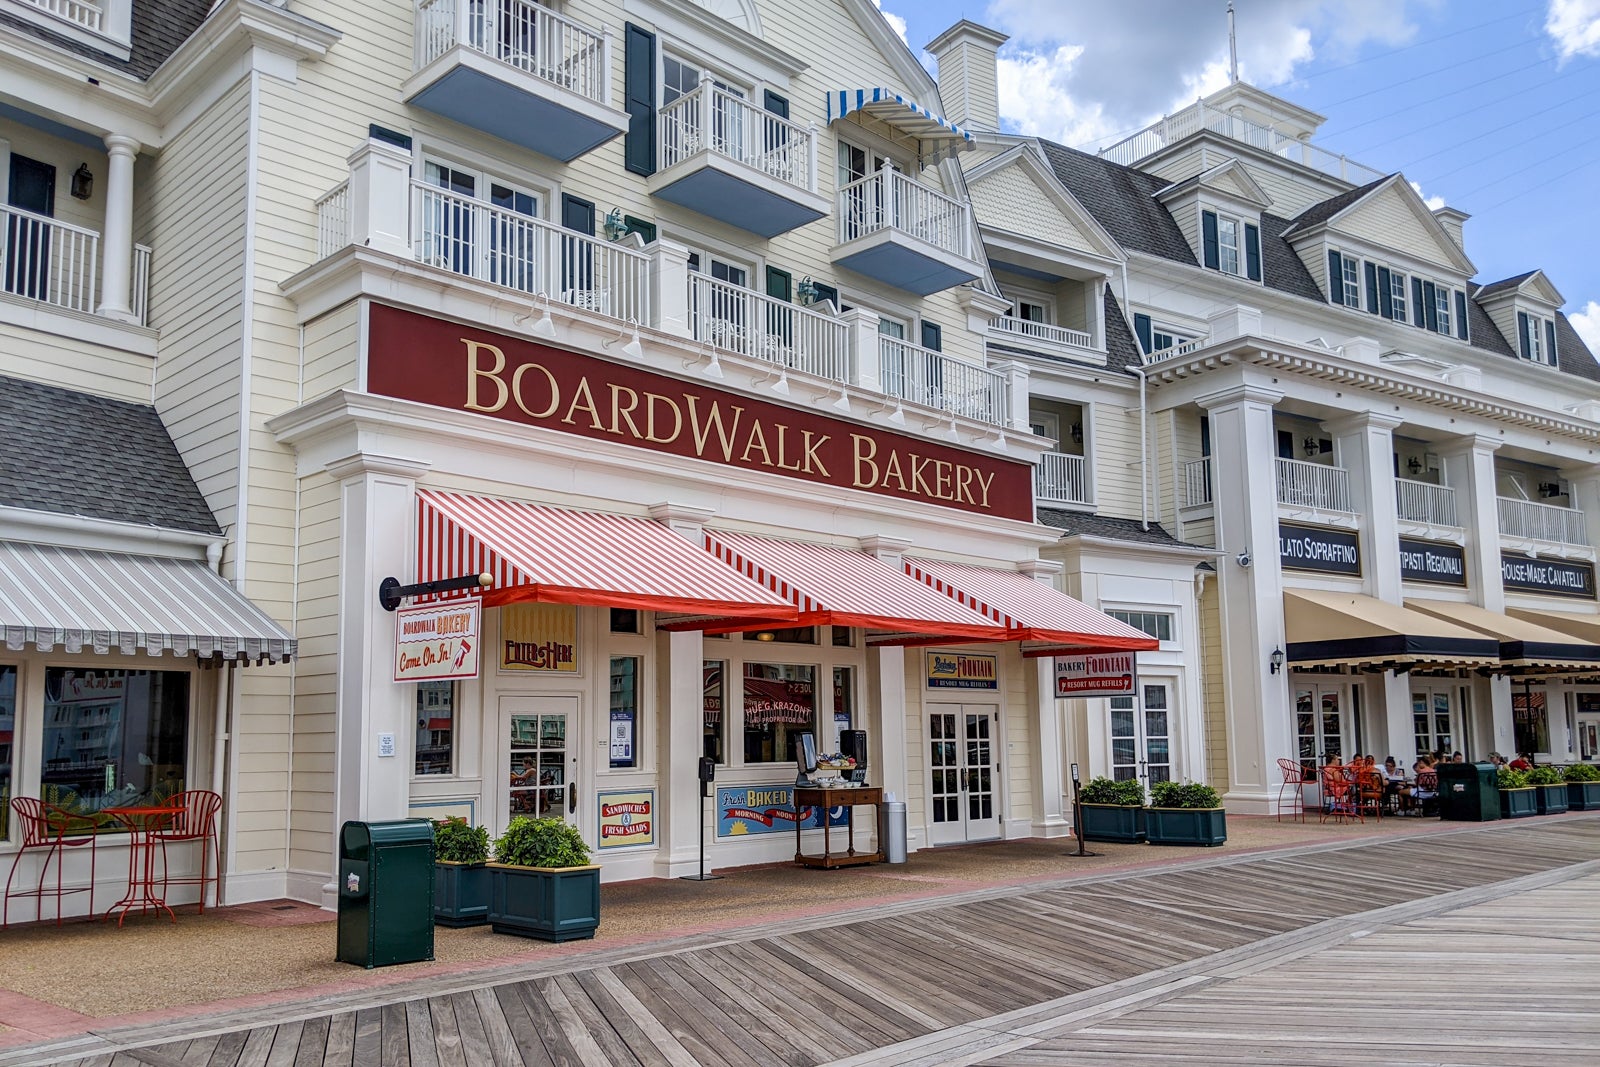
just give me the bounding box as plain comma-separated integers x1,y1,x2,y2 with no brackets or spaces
417,158,543,290
1519,311,1557,366
1434,286,1452,336
1217,216,1240,275
1201,209,1260,280
1151,324,1196,354
1388,269,1408,322
686,245,753,342
1107,610,1174,642
1340,254,1362,309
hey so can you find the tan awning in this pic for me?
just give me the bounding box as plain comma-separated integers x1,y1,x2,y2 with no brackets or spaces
1284,590,1498,671
1408,600,1600,673
1507,606,1600,646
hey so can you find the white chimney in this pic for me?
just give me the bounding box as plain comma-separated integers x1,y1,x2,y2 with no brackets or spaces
1433,206,1470,256
926,20,1009,133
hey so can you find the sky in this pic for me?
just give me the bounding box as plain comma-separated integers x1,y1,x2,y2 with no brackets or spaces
870,0,1600,352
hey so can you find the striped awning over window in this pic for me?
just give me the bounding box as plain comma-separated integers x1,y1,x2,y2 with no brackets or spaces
0,541,296,664
827,88,975,163
903,557,1160,655
415,490,797,619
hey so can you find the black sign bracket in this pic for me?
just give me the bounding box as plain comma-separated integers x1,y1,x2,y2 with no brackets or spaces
379,572,493,611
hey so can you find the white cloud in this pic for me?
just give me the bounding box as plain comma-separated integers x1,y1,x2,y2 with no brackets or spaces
1572,300,1600,352
1546,0,1600,62
996,44,1128,149
872,0,908,45
1409,180,1446,211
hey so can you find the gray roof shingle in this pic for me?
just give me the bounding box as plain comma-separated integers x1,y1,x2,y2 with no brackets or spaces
1282,177,1392,235
0,0,211,80
1474,271,1540,299
1555,314,1600,384
1035,509,1205,549
0,375,220,535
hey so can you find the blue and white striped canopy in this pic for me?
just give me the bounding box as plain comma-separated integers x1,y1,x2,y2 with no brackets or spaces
827,89,975,164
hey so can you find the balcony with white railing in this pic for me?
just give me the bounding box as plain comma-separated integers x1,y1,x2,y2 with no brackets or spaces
406,0,626,161
22,0,102,32
988,316,1095,354
1098,98,1385,187
1184,457,1213,508
650,78,827,238
406,180,653,323
1498,497,1589,548
1276,458,1353,513
879,337,1009,427
832,164,981,296
1,205,150,327
689,273,850,384
1035,451,1092,507
1395,478,1459,529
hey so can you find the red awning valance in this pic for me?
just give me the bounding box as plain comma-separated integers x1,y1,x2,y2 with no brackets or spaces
416,490,797,619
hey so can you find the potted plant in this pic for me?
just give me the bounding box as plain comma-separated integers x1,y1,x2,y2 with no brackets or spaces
1496,767,1538,818
486,816,600,941
1565,762,1600,810
1525,765,1568,815
1076,776,1146,842
1145,780,1227,846
432,817,491,927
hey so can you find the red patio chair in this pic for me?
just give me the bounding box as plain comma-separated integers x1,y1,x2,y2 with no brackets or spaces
1319,766,1362,824
1413,770,1439,817
4,798,99,927
1354,770,1385,822
151,790,223,912
1276,758,1306,823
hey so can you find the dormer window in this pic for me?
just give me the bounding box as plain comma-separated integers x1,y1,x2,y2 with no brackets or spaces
1433,287,1452,337
1518,312,1557,366
1338,254,1361,308
1201,210,1261,282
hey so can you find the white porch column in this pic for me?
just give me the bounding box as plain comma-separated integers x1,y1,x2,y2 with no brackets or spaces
843,308,883,394
346,135,415,259
990,358,1031,432
649,503,712,876
325,451,431,907
649,238,693,339
1018,558,1069,836
96,134,140,321
860,535,911,846
1441,433,1512,749
1558,462,1600,557
1197,382,1287,814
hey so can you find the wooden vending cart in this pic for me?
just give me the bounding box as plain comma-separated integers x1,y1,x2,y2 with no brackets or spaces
793,786,884,869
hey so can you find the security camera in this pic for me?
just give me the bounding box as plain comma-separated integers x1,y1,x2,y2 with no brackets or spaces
1236,550,1252,568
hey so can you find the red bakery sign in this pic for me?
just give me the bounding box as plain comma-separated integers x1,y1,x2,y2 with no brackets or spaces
367,305,1032,520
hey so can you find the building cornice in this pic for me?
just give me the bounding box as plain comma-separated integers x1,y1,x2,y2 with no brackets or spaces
0,505,218,559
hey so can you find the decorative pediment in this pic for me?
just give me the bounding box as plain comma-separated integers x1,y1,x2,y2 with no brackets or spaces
1475,269,1565,310
965,145,1123,262
1155,159,1272,211
1295,174,1475,275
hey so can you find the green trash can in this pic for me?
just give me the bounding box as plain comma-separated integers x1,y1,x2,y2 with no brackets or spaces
336,819,436,968
1436,762,1500,822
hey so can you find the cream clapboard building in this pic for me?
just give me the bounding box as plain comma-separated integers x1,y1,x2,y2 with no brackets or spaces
933,22,1600,812
0,0,1165,916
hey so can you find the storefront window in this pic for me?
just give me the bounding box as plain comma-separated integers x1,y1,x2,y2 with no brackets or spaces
41,668,189,826
757,627,816,644
610,609,641,634
830,666,854,751
609,656,639,769
703,660,726,763
743,662,815,763
1513,688,1549,755
0,665,15,839
414,681,454,776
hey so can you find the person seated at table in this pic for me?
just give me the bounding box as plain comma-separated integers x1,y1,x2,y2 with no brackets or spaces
1510,752,1534,770
1451,751,1465,763
1487,752,1507,769
1410,756,1438,813
1383,756,1404,781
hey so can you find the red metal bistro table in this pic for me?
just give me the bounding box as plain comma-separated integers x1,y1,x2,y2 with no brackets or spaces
102,805,183,926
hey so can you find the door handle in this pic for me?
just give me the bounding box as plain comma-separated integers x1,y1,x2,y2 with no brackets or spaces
568,781,577,814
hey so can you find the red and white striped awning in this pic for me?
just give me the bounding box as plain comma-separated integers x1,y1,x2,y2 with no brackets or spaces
903,557,1159,655
416,490,797,619
658,530,1009,641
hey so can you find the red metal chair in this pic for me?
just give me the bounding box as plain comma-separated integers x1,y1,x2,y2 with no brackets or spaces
1354,770,1385,821
1413,769,1440,817
1276,758,1306,822
1319,766,1362,824
151,790,222,912
4,798,99,927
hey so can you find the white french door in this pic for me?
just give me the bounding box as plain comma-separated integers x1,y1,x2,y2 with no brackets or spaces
1294,683,1350,778
927,705,1001,845
1109,682,1173,787
1411,686,1458,759
500,695,580,831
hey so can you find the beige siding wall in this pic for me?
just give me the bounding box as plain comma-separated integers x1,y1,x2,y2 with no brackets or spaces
0,122,108,237
302,301,362,402
0,323,151,400
1199,581,1228,788
1298,236,1329,298
1092,401,1143,519
1336,188,1454,271
289,471,342,876
937,39,1000,131
1167,201,1199,262
969,166,1094,252
1247,165,1326,218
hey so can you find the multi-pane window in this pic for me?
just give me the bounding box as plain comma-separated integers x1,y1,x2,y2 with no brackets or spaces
1150,325,1196,354
1216,216,1240,275
0,665,13,839
1434,286,1451,336
1340,255,1361,308
1107,610,1174,642
1520,311,1557,366
1389,270,1408,322
415,681,455,776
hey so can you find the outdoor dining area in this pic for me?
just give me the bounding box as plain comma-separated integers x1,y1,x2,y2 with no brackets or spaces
1277,754,1600,823
1276,757,1436,823
2,789,222,929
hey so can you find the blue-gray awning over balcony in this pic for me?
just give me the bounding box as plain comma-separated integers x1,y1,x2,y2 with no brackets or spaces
827,89,974,165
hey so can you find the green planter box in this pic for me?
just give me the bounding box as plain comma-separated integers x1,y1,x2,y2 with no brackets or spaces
1534,783,1568,815
434,862,490,927
1567,781,1600,810
487,863,600,941
1079,803,1145,843
1145,807,1227,847
1499,787,1538,819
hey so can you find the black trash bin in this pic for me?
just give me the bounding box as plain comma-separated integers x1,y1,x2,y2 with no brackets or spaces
336,819,436,968
1436,762,1500,822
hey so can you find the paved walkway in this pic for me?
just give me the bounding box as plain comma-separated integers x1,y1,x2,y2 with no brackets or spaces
6,815,1598,1067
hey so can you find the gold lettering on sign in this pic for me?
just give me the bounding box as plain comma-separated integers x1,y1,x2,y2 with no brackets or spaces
645,392,682,444
562,377,605,430
740,421,774,467
510,361,559,419
852,434,878,488
686,397,745,461
463,340,509,412
802,431,830,478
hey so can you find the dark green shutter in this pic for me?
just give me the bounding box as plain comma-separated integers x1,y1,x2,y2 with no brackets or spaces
811,281,839,311
1201,211,1219,270
1377,267,1393,318
1327,250,1343,304
623,24,656,176
1454,291,1469,340
1244,223,1261,281
1134,313,1153,354
1423,281,1438,332
762,90,789,118
1547,318,1559,363
1411,278,1425,326
765,267,792,301
1364,261,1379,314
920,321,942,352
623,215,656,243
1518,311,1531,359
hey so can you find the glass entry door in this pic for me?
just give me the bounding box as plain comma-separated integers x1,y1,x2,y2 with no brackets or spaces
927,705,1001,845
1577,695,1600,761
502,695,578,826
1295,684,1349,778
1110,682,1173,787
1411,686,1457,758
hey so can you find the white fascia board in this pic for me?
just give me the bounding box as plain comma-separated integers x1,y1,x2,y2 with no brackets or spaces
0,505,217,559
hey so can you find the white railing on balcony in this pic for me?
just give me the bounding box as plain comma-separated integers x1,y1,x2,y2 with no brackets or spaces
989,316,1093,350
131,244,151,327
1099,99,1385,187
415,0,610,104
689,274,850,384
659,80,816,193
1145,335,1207,362
1184,457,1213,507
315,182,350,260
1395,478,1458,527
1276,457,1353,513
837,165,969,258
879,337,1009,427
412,181,652,324
1,204,100,317
1035,452,1092,506
24,0,102,31
1498,496,1589,547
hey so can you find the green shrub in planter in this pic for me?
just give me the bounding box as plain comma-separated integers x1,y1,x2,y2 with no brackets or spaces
1524,765,1568,814
1564,762,1600,810
1077,776,1146,842
1496,767,1537,818
487,817,600,941
432,818,491,927
1146,780,1227,846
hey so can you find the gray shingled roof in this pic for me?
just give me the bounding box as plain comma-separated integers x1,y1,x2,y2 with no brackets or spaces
1035,509,1204,549
1467,298,1516,359
1556,314,1600,384
1260,212,1325,303
0,0,211,80
1281,176,1392,235
0,375,220,534
1104,289,1142,372
1474,271,1540,299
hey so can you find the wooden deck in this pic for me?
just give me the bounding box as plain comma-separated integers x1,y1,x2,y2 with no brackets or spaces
15,817,1600,1067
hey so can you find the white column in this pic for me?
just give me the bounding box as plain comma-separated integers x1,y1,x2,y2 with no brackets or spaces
842,308,883,393
989,358,1031,432
1198,383,1287,814
96,134,140,321
649,238,693,339
1017,559,1068,836
346,135,415,260
1441,433,1512,749
860,535,912,846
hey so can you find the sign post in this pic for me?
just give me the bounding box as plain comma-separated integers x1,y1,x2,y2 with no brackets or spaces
681,757,722,882
1066,762,1096,858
